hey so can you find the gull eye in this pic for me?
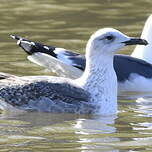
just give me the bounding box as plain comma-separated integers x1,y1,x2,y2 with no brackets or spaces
106,35,113,40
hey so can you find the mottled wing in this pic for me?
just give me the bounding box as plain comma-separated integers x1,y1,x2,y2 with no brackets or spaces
0,76,90,106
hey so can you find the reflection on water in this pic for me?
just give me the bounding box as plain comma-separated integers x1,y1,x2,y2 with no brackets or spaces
0,0,152,151
0,106,152,151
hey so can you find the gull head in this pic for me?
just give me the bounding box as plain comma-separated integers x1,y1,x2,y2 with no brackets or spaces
86,28,148,57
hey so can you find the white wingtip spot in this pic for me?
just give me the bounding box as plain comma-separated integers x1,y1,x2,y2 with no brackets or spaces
17,40,21,45
10,35,15,39
31,42,35,46
44,46,50,50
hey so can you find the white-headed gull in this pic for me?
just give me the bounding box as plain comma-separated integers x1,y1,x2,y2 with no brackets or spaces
1,28,147,115
11,23,151,99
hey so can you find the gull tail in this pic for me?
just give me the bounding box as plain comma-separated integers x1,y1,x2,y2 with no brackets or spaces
0,72,16,80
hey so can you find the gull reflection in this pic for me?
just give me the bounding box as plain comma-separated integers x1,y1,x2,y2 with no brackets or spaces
73,115,120,152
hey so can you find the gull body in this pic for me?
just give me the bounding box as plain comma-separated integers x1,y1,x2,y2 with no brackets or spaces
131,14,152,64
11,23,152,99
1,28,147,115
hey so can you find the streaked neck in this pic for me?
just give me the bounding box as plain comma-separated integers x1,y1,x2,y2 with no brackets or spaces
76,53,117,115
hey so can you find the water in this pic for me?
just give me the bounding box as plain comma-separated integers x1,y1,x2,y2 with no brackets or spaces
0,0,152,151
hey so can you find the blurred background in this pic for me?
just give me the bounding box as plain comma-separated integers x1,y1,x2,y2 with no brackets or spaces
0,0,151,76
0,0,152,151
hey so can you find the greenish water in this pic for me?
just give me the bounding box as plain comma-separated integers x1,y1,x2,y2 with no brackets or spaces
0,0,152,151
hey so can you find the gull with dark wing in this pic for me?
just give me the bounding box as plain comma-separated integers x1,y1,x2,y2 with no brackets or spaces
3,28,147,115
11,19,152,99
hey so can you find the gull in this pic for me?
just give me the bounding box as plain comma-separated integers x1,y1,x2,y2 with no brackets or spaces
4,28,147,115
131,14,152,63
11,23,152,99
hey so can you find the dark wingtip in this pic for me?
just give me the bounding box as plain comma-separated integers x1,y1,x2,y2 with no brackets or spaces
10,35,21,40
